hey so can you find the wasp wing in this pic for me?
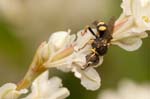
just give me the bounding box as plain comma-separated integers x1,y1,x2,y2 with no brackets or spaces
108,17,116,34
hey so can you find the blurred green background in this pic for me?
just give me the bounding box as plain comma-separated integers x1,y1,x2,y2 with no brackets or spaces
0,0,149,99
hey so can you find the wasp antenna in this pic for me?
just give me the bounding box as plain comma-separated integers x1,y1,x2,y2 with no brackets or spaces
88,27,99,38
92,20,99,26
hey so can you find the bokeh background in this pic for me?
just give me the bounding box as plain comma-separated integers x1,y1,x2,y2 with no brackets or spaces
0,0,149,99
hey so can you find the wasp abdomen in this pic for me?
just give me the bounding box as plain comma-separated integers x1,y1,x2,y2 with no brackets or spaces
86,53,99,66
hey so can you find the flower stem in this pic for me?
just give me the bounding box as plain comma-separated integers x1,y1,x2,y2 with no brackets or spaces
16,42,48,90
16,65,47,90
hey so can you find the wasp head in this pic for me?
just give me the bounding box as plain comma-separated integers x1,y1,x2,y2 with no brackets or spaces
93,21,108,38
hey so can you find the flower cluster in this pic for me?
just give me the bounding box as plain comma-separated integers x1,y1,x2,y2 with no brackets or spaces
0,71,69,99
0,0,149,99
111,0,149,51
45,30,102,91
22,71,69,99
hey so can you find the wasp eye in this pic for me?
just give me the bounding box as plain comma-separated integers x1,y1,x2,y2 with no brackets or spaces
98,26,107,31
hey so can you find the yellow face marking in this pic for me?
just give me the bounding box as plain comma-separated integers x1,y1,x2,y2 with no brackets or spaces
99,26,107,31
97,21,105,25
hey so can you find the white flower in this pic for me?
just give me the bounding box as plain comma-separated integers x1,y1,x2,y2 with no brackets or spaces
0,83,27,99
121,0,150,31
98,80,150,99
111,0,149,51
44,30,102,91
22,70,70,99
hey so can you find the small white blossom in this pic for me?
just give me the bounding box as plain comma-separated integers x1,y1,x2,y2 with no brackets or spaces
98,80,150,99
111,0,149,51
44,30,102,91
121,0,150,31
0,83,27,99
22,70,70,99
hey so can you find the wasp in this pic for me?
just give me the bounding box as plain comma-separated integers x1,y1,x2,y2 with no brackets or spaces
82,18,115,69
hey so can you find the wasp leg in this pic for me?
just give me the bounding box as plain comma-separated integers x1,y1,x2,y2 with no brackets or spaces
77,39,94,51
81,25,98,38
90,48,99,55
77,27,97,51
81,25,90,35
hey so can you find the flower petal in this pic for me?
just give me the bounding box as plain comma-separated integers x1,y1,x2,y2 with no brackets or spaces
72,67,101,91
49,87,70,99
112,37,142,51
47,77,70,99
48,31,69,51
48,30,75,54
23,71,70,99
121,0,132,16
0,83,27,99
114,16,134,37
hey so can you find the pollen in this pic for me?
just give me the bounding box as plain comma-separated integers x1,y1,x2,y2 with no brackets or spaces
99,26,107,31
142,16,150,23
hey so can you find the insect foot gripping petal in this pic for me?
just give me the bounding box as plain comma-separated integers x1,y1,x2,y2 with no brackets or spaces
82,52,100,69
